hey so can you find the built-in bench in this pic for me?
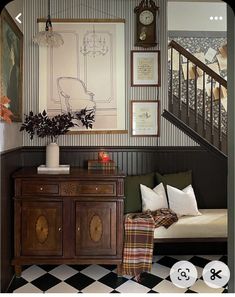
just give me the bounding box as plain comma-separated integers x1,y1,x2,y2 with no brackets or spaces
124,169,227,254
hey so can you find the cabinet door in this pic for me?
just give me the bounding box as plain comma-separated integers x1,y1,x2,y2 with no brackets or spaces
76,201,116,256
21,201,62,256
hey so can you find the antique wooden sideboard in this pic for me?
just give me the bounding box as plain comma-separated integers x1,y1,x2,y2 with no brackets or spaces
12,167,125,276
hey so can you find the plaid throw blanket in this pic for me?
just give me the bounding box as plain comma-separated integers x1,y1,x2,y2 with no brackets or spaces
122,212,155,278
122,208,178,279
148,208,178,229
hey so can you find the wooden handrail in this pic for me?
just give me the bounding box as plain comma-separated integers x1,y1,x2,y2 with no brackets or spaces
169,40,227,88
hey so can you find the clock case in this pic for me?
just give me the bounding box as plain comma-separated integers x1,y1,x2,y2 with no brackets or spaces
134,0,159,48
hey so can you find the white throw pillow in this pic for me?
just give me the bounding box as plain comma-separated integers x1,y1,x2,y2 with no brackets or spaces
140,183,168,212
167,184,201,216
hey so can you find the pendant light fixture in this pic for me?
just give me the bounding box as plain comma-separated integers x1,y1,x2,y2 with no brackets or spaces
33,0,64,47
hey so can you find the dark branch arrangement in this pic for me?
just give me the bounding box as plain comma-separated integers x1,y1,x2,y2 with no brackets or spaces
20,108,95,142
74,108,95,129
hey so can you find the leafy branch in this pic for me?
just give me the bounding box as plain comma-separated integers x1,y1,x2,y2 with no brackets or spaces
20,108,95,142
74,108,95,129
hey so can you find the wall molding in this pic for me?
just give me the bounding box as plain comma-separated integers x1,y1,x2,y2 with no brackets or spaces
0,147,22,157
21,145,207,152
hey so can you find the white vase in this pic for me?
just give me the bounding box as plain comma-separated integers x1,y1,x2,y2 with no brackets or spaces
46,142,59,168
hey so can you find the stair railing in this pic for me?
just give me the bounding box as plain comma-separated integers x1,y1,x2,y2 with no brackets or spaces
168,40,227,152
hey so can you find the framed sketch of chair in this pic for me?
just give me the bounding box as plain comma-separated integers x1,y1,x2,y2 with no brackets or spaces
57,77,96,113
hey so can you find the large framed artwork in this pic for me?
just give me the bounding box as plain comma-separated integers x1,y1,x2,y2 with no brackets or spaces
0,8,23,122
38,19,126,133
131,100,160,136
131,50,160,87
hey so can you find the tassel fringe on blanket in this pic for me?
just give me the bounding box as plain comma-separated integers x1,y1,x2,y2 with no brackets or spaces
122,208,178,281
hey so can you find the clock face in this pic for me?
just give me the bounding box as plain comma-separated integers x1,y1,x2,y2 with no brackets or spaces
139,10,154,25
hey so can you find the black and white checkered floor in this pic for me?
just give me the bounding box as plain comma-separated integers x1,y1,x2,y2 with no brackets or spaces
8,255,228,293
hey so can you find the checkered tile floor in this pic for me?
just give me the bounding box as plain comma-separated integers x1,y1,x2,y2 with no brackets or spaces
8,255,228,293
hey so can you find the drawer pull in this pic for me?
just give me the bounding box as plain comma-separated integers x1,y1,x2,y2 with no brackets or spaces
58,227,62,232
95,187,98,191
77,227,80,232
40,187,43,191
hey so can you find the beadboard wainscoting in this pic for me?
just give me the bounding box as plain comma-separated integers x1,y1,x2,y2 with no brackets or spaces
0,148,22,292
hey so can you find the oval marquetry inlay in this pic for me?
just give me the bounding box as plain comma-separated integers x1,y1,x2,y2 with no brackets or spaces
35,215,49,244
89,215,103,242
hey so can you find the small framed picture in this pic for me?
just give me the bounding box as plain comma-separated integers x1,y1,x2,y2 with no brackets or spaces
131,100,160,136
131,50,160,86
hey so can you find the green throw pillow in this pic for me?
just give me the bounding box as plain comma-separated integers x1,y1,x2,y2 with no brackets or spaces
156,170,192,190
124,173,155,214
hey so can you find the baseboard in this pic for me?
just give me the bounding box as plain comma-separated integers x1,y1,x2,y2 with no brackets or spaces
154,242,227,255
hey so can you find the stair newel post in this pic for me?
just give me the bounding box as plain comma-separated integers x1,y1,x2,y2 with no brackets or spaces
210,78,214,145
186,58,190,124
202,71,206,138
170,46,173,112
218,83,222,150
194,65,198,132
178,52,182,118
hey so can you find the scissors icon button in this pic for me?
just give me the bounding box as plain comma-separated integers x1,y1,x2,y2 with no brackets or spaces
210,268,222,280
203,261,230,288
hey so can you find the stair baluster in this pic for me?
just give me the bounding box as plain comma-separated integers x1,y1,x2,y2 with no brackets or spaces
210,78,214,145
186,59,190,124
218,83,222,150
194,65,198,132
170,47,173,112
178,53,182,117
202,71,206,138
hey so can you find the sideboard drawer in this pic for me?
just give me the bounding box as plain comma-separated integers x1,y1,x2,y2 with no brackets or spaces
79,182,116,196
22,181,59,195
61,181,116,196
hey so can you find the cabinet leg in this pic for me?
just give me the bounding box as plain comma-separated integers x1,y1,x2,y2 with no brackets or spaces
117,263,122,277
15,265,22,277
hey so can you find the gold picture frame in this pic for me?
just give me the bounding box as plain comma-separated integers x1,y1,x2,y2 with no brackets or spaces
0,8,23,122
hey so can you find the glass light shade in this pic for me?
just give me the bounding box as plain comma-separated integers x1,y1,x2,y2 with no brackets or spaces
33,27,64,47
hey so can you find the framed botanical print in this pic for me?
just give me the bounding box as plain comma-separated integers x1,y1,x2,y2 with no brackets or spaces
0,8,23,122
131,50,160,86
131,100,160,136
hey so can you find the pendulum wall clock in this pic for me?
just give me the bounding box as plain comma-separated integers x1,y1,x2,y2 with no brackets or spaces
134,0,159,48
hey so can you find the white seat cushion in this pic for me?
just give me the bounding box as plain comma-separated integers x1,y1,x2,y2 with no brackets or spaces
154,209,227,239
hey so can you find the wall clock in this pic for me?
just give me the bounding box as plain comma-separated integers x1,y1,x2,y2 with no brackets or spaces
134,0,159,48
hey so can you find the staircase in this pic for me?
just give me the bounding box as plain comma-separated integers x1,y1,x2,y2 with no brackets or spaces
164,40,227,157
